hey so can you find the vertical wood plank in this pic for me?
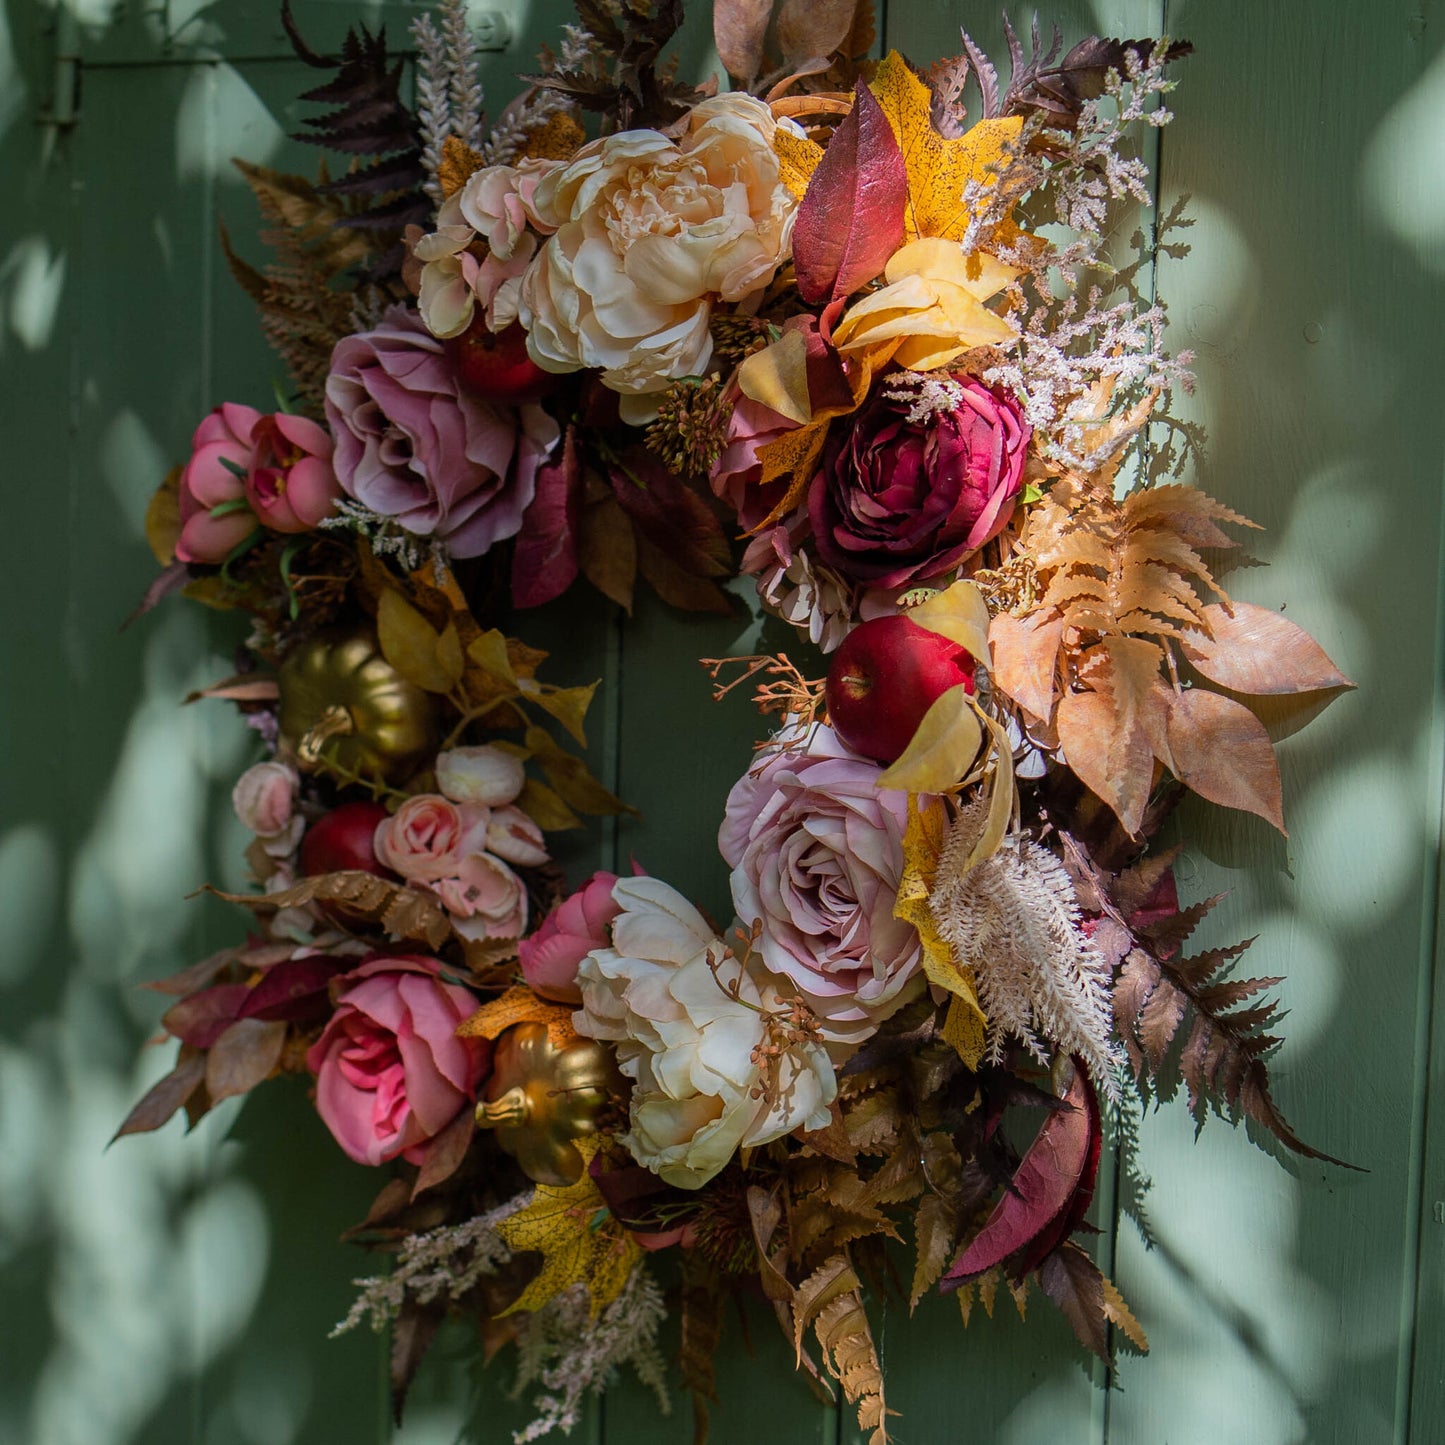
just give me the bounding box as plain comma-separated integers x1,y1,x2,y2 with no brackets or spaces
1110,4,1445,1443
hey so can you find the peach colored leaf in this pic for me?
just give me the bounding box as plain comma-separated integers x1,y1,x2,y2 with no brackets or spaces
878,683,983,794
1056,684,1155,838
1180,601,1353,696
714,0,774,82
990,613,1065,721
1164,688,1286,832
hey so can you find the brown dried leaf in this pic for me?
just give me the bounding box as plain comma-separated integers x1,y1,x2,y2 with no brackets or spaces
1055,686,1154,838
411,1107,475,1197
205,1018,286,1104
1165,688,1285,833
112,1052,206,1141
777,0,858,67
183,673,280,705
714,0,775,84
437,134,484,198
1181,601,1353,696
989,612,1065,721
578,490,637,613
458,985,577,1048
1038,1241,1108,1360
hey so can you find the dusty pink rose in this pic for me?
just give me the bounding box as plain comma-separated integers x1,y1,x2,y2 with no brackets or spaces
709,385,796,531
808,378,1031,588
373,795,487,883
307,955,491,1166
435,853,528,941
176,402,262,564
324,306,559,558
244,413,341,533
518,869,627,1004
719,723,923,1043
232,760,299,838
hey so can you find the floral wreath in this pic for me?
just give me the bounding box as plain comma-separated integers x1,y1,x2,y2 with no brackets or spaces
121,2,1354,1439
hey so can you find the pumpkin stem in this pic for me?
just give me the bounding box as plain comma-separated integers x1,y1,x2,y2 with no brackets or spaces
296,703,355,765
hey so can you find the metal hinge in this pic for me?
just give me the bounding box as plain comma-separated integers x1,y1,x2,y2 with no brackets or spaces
38,9,81,128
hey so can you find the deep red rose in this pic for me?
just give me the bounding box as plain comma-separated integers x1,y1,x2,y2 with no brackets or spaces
807,377,1030,588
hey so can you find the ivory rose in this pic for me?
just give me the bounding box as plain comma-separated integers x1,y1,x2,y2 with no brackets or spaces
573,877,836,1189
325,306,558,557
520,95,798,421
719,723,924,1043
435,744,526,807
307,955,490,1166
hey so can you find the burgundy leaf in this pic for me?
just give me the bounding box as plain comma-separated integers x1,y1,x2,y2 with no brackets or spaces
162,984,251,1049
792,81,907,305
411,1107,476,1197
206,1018,287,1104
512,425,582,609
111,1053,206,1142
1014,1064,1101,1277
238,955,348,1022
606,449,732,579
143,946,243,998
942,1064,1096,1287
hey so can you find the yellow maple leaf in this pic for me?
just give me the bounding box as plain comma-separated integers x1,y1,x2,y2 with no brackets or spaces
895,796,986,1067
495,1138,642,1319
869,52,1024,243
457,985,579,1050
772,126,825,200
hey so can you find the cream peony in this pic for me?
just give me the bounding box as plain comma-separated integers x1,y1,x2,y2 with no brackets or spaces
520,96,799,422
573,877,835,1189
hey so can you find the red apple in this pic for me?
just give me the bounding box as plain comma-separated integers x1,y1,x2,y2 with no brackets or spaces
825,614,977,764
445,318,555,403
299,801,391,878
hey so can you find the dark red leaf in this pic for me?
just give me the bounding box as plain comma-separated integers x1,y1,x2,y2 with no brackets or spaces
162,984,251,1048
792,81,907,305
111,1053,206,1142
1038,1241,1109,1359
206,1018,288,1103
410,1107,475,1198
942,1064,1096,1287
1014,1063,1101,1277
606,448,733,579
512,425,582,608
237,955,348,1022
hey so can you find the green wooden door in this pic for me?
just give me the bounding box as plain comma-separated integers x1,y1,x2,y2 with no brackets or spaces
3,1,1443,1441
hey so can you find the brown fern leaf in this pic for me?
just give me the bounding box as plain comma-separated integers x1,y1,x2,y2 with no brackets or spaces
794,1256,891,1445
679,1255,722,1445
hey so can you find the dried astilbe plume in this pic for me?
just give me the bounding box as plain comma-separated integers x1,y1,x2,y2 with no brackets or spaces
929,797,1122,1095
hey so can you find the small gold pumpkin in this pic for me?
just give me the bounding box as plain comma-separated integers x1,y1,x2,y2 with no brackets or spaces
475,1022,621,1186
277,624,437,783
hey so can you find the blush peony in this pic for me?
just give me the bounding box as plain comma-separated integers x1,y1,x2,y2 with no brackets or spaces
719,723,924,1043
808,377,1031,588
324,306,558,557
307,955,490,1166
520,96,798,422
573,877,836,1188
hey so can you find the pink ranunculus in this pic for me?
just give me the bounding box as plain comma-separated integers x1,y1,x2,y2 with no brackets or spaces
719,723,924,1044
244,413,341,533
324,306,559,558
176,402,263,564
373,795,488,884
307,955,491,1166
484,805,549,867
435,852,528,941
518,869,628,1004
808,377,1031,588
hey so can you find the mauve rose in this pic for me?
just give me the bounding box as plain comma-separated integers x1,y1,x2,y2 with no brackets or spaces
709,385,795,531
374,795,488,883
808,378,1030,588
325,306,559,558
307,955,491,1166
244,413,341,533
719,722,924,1044
519,869,626,1004
176,402,262,564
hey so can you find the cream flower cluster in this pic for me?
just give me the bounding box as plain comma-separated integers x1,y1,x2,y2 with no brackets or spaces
414,95,798,423
573,876,836,1189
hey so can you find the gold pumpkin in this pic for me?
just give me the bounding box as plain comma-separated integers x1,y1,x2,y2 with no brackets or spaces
277,625,437,783
475,1022,621,1186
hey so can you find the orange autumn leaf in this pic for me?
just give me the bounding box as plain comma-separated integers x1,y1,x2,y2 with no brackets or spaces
868,51,1023,243
1164,688,1286,834
1180,601,1354,696
458,984,579,1050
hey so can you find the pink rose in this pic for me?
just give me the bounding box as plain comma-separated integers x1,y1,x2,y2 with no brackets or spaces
808,377,1031,588
244,413,341,533
374,795,488,883
518,869,627,1004
709,385,796,531
232,760,300,847
324,306,559,558
307,955,491,1166
176,402,262,564
435,852,528,941
484,805,548,867
719,723,923,1044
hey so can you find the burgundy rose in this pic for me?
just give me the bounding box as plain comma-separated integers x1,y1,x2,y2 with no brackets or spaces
807,377,1030,588
324,306,558,558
